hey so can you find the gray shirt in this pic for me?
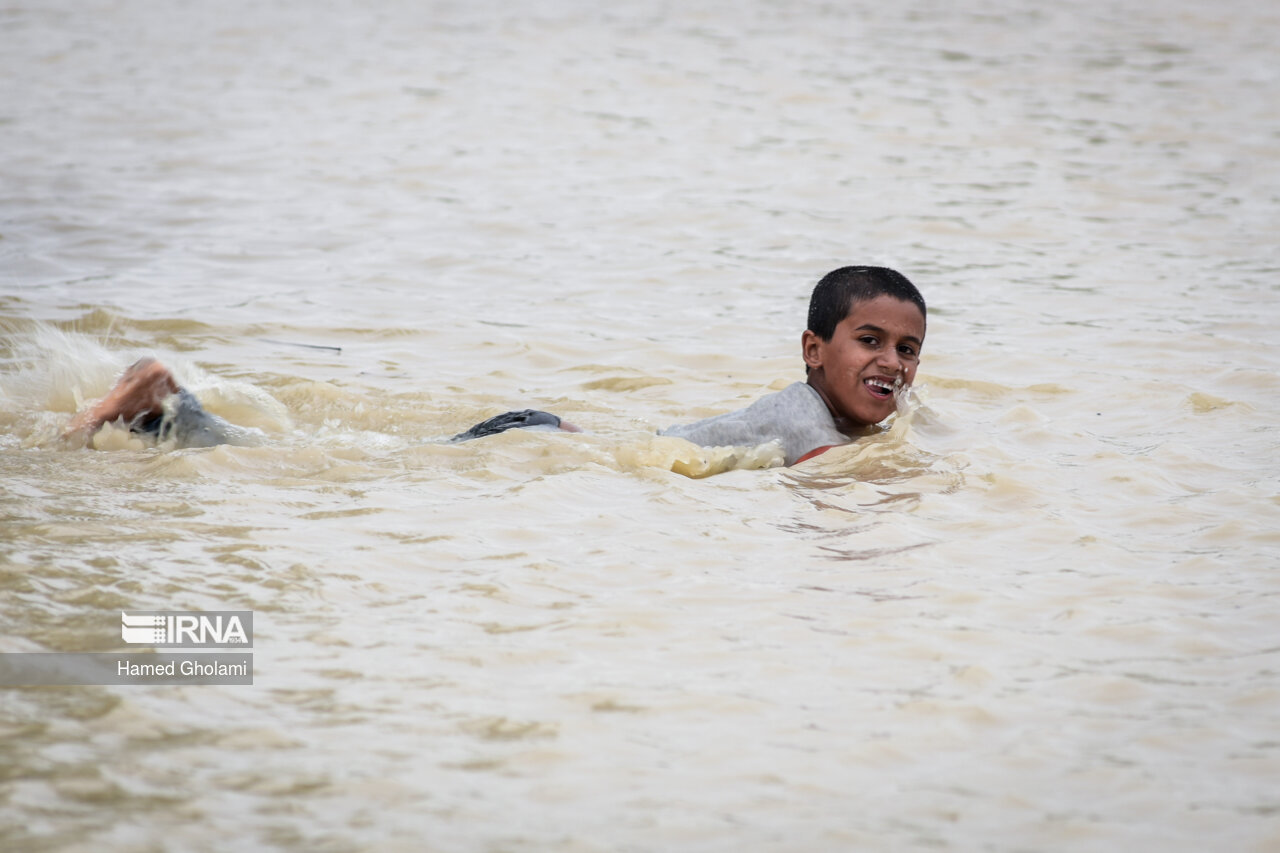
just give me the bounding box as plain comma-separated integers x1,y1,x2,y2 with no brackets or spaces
145,389,261,448
660,381,850,466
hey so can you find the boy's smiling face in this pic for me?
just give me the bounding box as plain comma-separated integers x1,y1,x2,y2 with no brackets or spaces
802,295,926,429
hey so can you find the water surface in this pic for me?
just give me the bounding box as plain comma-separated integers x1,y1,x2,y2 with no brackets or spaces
2,1,1278,850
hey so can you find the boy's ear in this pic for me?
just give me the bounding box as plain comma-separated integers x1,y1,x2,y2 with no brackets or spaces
801,330,824,370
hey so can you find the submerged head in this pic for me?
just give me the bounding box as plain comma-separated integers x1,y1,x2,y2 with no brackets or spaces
801,266,927,429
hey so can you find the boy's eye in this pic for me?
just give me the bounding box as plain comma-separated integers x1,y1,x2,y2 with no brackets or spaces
858,335,879,346
898,344,918,357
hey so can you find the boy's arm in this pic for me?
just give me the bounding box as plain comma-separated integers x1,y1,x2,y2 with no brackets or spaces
63,358,179,444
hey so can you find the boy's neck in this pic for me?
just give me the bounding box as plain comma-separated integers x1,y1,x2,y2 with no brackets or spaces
806,375,858,435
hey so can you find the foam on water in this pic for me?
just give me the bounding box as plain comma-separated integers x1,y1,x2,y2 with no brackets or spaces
615,432,787,478
0,324,295,449
2,0,1279,850
0,321,122,417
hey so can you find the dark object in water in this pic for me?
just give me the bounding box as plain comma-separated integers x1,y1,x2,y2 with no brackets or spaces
258,338,344,353
452,409,566,441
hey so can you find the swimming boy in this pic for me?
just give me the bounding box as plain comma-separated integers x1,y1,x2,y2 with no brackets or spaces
64,266,926,465
61,356,271,448
659,265,925,464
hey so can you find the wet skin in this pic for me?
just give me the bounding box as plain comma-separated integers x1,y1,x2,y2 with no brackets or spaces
801,295,926,431
63,358,181,444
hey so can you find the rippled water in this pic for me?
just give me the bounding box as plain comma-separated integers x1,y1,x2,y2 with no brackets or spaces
2,0,1278,850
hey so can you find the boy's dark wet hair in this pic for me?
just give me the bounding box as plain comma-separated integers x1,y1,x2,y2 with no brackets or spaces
806,266,927,342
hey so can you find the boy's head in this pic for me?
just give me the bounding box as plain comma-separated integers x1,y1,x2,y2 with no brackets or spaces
802,266,927,429
806,266,926,344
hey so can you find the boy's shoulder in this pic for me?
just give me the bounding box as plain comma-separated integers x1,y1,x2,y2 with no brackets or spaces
662,381,849,466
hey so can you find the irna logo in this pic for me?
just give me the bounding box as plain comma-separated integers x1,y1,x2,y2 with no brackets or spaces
120,611,253,648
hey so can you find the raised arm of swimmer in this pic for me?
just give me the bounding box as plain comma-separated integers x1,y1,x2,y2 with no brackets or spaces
63,357,180,444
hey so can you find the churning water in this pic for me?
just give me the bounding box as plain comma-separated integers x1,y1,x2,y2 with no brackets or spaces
1,0,1278,850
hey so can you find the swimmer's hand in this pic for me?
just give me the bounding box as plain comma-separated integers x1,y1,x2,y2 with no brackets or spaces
63,358,180,445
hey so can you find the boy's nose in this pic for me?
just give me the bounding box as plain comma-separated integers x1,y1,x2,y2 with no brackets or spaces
876,350,903,373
